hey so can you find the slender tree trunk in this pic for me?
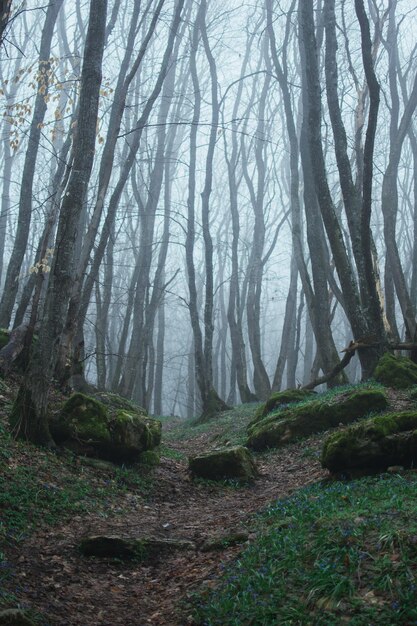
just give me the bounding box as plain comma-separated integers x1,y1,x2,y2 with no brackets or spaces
184,1,228,419
299,0,375,377
224,30,257,403
242,43,272,400
0,0,12,46
272,254,298,391
153,286,165,416
13,124,73,328
354,0,387,349
0,0,64,328
11,0,107,445
267,0,344,385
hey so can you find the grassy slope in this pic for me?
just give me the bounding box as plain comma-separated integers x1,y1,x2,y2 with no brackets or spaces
191,383,417,625
193,472,417,625
0,414,153,612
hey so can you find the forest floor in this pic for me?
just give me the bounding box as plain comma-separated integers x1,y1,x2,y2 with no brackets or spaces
0,381,329,626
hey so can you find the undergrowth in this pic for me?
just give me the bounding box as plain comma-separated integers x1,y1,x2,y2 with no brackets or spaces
265,380,386,421
163,403,261,447
193,472,417,625
0,418,154,611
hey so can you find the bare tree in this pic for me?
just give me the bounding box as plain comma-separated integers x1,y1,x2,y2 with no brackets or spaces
11,0,108,444
0,0,64,328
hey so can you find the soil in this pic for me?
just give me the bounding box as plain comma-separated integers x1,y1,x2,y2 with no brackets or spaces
2,412,327,626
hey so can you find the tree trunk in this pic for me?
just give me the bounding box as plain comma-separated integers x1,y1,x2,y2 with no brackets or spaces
267,0,344,387
0,0,64,328
0,0,12,48
184,1,229,420
11,0,107,445
299,0,375,377
354,0,387,351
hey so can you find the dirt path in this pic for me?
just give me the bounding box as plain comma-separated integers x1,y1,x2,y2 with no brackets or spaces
5,433,327,626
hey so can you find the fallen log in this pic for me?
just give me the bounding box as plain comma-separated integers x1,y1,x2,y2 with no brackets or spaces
302,349,356,391
302,337,417,391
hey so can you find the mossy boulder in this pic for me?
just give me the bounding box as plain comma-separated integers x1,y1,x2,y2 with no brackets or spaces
138,449,161,466
51,393,111,446
247,388,388,451
80,535,195,562
321,411,417,473
189,446,258,481
374,352,417,389
250,389,315,426
93,391,147,417
50,393,161,463
108,410,161,462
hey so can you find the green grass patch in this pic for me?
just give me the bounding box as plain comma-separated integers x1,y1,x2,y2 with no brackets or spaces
160,444,186,461
266,381,386,419
0,423,155,611
0,433,153,544
164,403,261,446
193,472,417,625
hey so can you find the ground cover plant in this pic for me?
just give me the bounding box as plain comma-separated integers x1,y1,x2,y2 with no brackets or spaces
164,403,261,448
193,472,417,625
0,413,154,614
2,378,417,625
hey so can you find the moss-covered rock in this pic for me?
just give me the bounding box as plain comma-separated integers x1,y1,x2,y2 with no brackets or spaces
50,392,161,463
108,410,161,462
51,393,111,445
80,535,195,561
93,391,147,417
189,446,258,481
374,352,417,389
249,389,316,429
321,410,417,473
247,388,388,451
138,449,161,466
252,389,315,424
200,530,249,552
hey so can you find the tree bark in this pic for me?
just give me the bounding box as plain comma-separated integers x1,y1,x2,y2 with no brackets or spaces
11,0,107,445
299,0,375,378
0,0,64,328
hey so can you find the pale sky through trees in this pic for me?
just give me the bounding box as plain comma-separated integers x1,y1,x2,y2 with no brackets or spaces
0,0,416,421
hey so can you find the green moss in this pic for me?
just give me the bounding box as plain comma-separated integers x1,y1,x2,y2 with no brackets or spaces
138,449,160,466
247,388,388,451
113,411,161,447
105,413,161,462
93,392,147,418
374,352,417,389
144,418,162,448
114,410,135,424
321,410,417,472
59,393,110,443
189,446,258,481
250,389,315,426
